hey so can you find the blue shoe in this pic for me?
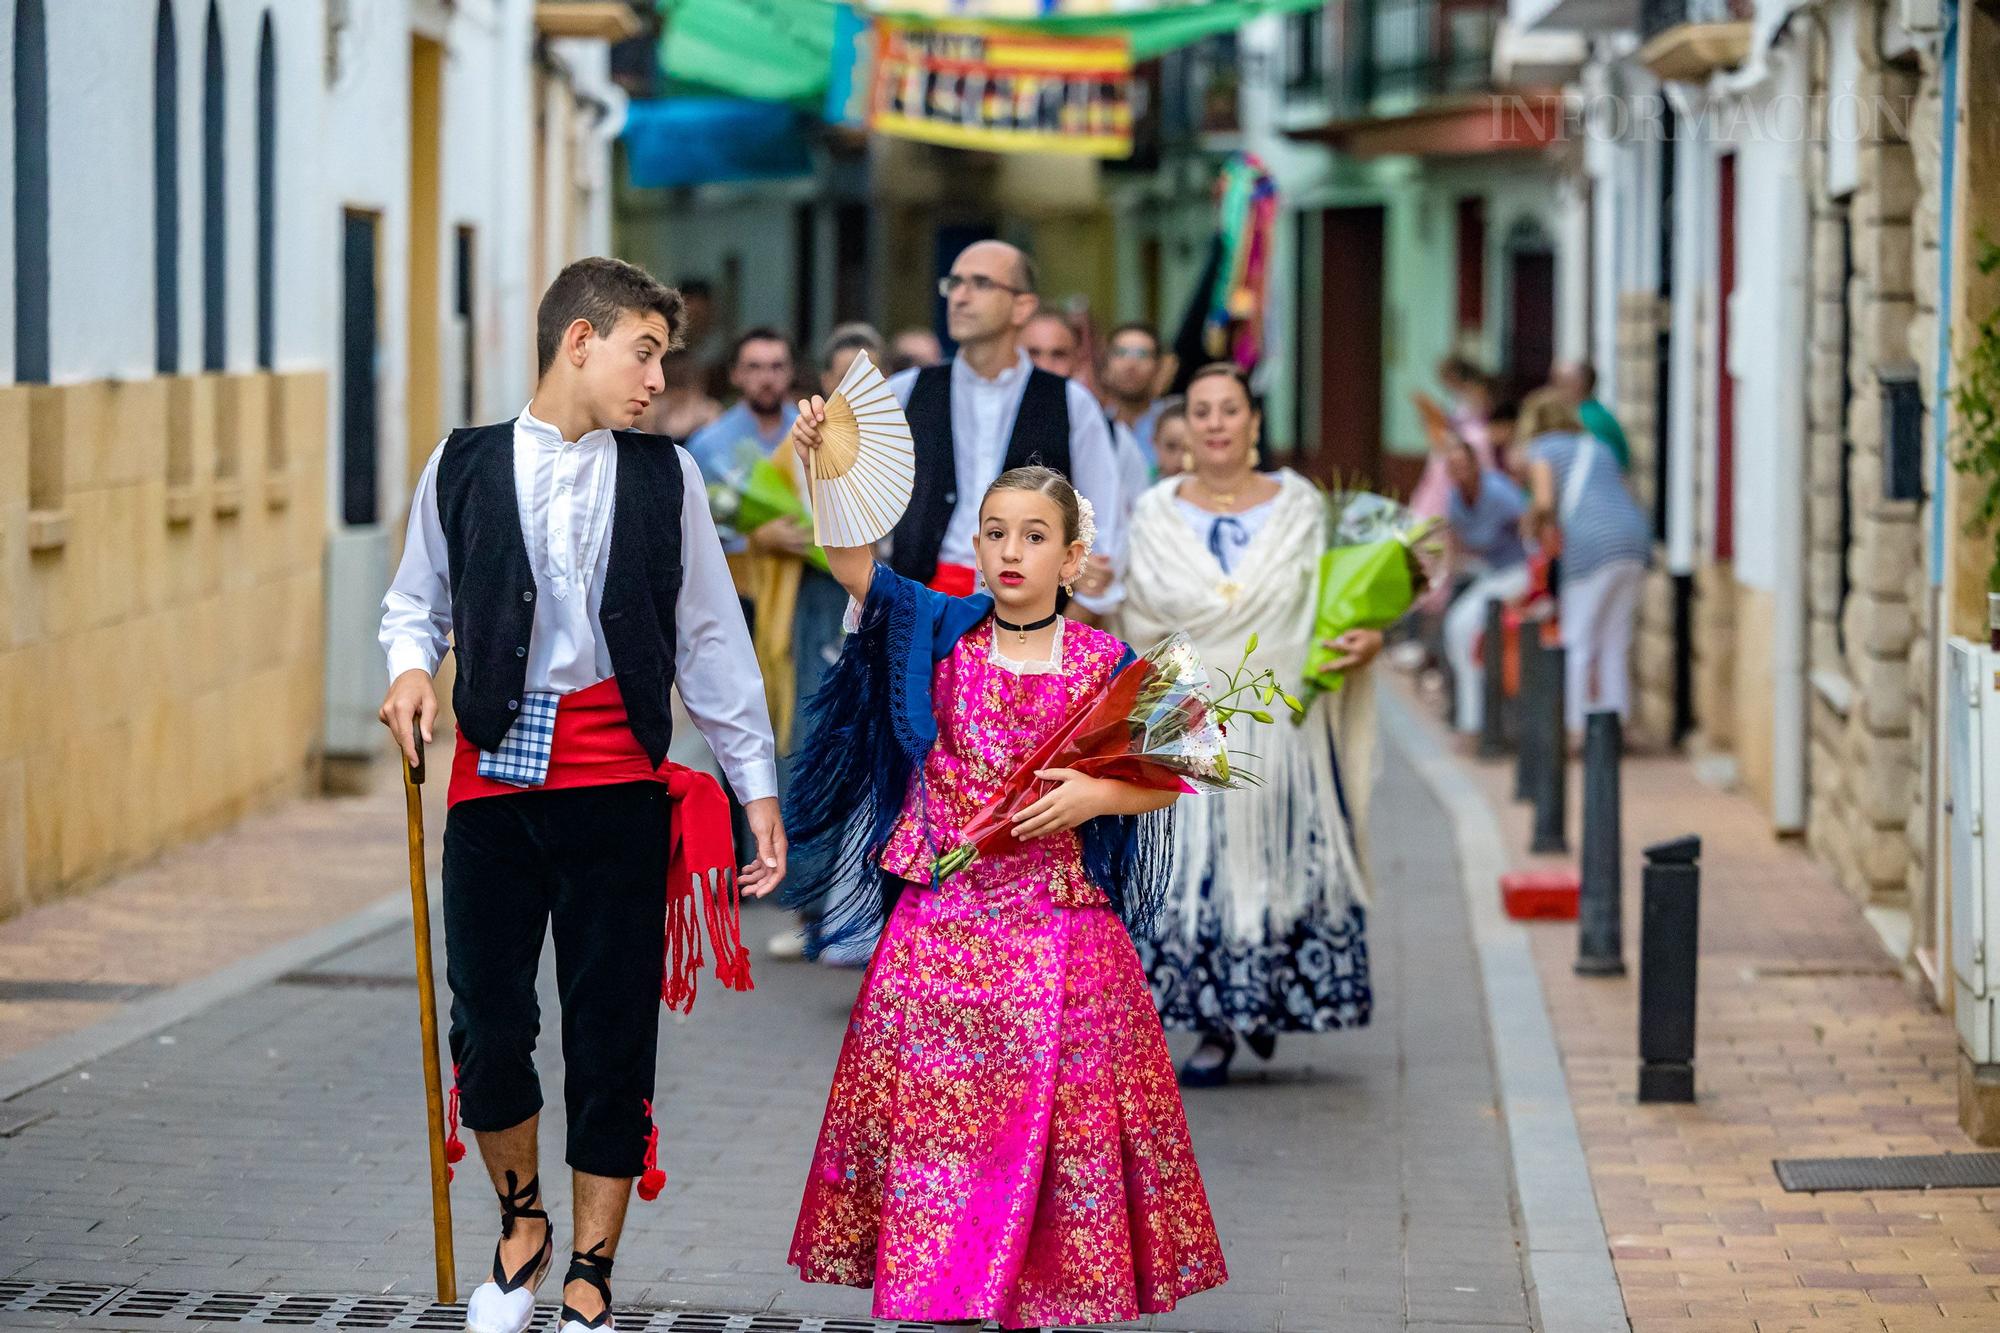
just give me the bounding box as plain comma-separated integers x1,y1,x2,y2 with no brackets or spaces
1177,1035,1235,1087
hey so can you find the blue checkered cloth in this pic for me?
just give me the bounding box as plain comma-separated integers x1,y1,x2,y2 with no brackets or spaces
477,691,561,787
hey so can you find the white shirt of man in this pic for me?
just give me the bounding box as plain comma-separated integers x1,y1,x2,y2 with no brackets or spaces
1110,418,1154,531
885,348,1125,612
378,405,779,802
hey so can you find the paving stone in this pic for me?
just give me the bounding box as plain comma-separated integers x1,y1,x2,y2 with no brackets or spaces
0,737,1530,1330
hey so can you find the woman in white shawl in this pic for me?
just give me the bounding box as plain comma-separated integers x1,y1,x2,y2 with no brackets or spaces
1122,363,1384,1086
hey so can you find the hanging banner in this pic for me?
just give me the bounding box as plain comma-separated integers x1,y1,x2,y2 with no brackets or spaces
867,0,1132,13
825,3,875,128
869,19,1134,157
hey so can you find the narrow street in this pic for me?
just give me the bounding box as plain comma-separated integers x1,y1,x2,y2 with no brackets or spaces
0,728,1533,1333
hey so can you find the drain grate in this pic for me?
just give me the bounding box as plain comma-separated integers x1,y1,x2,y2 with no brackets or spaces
0,1281,121,1316
0,1283,974,1332
1774,1151,2000,1192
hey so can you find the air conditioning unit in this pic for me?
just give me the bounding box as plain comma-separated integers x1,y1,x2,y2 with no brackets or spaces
1948,638,2000,1060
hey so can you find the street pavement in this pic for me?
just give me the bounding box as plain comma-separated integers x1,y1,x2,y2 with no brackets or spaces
0,753,1532,1333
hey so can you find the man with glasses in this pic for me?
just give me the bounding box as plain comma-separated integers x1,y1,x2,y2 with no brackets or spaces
878,240,1124,613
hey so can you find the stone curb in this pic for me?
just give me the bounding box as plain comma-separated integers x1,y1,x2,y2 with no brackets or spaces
1380,684,1630,1333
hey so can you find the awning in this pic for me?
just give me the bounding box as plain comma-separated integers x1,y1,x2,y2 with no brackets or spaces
659,0,837,105
660,0,1326,105
621,97,815,187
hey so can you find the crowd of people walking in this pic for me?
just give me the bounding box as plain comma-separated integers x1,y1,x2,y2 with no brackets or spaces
375,242,1651,1333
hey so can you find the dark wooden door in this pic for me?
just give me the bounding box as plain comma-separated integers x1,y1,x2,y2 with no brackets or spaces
1315,205,1387,490
1506,248,1556,402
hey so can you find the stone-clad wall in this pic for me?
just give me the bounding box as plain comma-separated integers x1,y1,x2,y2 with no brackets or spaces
1803,41,1924,911
1905,43,1950,934
1617,290,1676,749
0,372,329,919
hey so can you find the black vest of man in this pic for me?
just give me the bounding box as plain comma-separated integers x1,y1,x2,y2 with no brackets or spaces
436,422,685,768
888,361,1072,584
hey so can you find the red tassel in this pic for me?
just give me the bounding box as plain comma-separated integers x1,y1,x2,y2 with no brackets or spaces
701,868,754,994
636,1098,666,1202
661,874,704,1014
444,1064,467,1181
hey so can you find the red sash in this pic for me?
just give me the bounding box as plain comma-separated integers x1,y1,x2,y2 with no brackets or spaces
928,562,978,597
447,677,751,1013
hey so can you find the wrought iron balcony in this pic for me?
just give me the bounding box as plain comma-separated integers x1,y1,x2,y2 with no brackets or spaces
1284,0,1504,123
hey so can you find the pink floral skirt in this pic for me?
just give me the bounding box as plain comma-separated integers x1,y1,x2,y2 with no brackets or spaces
789,863,1227,1327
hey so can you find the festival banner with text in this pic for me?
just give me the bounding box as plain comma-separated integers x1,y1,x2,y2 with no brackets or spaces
869,20,1134,157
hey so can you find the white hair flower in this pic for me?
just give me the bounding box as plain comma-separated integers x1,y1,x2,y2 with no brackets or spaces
1075,494,1098,559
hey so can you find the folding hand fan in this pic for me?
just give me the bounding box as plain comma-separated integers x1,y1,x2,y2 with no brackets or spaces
810,351,916,549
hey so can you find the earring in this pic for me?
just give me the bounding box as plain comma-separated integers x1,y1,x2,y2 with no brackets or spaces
1250,447,1262,468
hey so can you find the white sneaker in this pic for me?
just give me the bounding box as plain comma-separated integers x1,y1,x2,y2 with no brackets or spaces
766,926,806,960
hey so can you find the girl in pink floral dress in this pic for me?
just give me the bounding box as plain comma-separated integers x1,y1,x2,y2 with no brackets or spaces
777,437,1226,1330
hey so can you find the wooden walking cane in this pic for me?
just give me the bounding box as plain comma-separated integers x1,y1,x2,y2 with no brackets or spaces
402,729,458,1303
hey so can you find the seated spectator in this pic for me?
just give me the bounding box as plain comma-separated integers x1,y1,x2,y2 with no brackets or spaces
1441,440,1532,739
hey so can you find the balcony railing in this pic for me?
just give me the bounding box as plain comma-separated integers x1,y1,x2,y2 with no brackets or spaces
1295,0,1505,121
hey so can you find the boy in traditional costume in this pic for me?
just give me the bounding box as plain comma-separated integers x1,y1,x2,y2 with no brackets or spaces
378,258,785,1333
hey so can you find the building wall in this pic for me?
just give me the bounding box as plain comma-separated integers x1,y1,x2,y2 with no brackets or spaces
317,0,619,757
1616,288,1675,748
0,372,328,915
1279,153,1567,479
1903,17,1955,971
618,185,815,342
1803,18,1925,910
1700,45,1813,825
0,0,618,917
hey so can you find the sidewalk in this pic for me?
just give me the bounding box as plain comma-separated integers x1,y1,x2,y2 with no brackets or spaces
1394,678,2000,1331
0,730,1532,1331
0,762,444,1065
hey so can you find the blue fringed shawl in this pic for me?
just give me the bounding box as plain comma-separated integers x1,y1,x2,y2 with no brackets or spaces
782,563,1171,953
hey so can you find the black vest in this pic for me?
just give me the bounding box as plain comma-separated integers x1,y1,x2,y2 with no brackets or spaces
888,361,1072,583
436,422,685,768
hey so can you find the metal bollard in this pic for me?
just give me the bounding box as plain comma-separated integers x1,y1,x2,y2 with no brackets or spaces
1637,834,1701,1102
1575,710,1626,976
1514,628,1543,804
1479,598,1508,758
1530,638,1568,855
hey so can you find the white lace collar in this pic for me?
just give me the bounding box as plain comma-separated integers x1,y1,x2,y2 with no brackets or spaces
987,616,1065,676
